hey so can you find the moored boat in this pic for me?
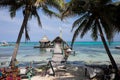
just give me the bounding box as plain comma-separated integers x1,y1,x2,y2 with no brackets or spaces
0,41,9,46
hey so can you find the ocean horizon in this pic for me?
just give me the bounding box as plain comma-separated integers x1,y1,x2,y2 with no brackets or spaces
0,41,120,67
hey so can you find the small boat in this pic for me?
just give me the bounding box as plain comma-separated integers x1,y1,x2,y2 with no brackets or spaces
0,41,9,46
115,46,120,49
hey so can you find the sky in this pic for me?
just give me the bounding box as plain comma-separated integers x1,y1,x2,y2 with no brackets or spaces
0,1,120,42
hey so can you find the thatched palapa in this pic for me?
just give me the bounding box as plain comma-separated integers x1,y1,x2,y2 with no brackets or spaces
39,35,50,48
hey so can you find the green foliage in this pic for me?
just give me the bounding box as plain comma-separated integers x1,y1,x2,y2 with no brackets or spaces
0,0,65,41
62,0,120,47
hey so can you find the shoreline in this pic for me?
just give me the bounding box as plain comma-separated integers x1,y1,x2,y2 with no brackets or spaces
1,59,120,80
1,59,120,68
20,61,120,80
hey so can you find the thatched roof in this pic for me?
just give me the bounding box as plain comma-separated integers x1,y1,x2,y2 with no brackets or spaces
52,36,70,47
52,36,65,43
39,35,50,42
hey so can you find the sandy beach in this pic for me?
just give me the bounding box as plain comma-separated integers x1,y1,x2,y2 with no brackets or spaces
19,59,120,80
22,64,89,80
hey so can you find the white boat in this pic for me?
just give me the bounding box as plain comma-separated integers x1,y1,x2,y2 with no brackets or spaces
0,41,9,46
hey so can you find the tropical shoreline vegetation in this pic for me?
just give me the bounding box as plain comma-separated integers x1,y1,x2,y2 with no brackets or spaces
0,0,120,80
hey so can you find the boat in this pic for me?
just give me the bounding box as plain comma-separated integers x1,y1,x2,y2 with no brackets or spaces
115,46,120,49
0,41,9,46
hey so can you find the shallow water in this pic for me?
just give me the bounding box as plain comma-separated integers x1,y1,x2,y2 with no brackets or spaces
0,42,120,66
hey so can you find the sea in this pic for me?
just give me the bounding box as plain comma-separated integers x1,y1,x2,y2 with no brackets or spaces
0,41,120,67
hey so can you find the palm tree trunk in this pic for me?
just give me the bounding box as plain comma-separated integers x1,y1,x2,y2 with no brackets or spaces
10,9,30,67
97,20,119,79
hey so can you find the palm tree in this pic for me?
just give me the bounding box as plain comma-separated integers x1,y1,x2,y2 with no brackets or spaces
0,0,65,67
62,0,120,79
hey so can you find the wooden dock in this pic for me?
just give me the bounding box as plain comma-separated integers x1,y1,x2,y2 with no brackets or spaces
48,43,65,76
51,43,65,63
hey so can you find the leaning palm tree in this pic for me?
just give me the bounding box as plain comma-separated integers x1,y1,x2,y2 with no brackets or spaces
62,0,120,79
0,0,65,67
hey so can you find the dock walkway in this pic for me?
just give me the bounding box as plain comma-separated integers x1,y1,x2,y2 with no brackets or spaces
48,43,66,76
51,43,65,63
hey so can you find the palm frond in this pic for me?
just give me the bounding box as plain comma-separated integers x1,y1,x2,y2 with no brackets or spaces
61,1,73,19
71,27,81,48
91,21,98,40
112,4,120,31
71,13,88,31
9,4,22,18
71,19,88,47
99,5,115,24
42,5,60,18
25,25,30,41
62,0,85,20
100,0,112,5
34,10,42,27
98,6,116,42
80,15,94,38
71,0,85,14
90,0,112,5
100,19,114,42
0,0,15,7
22,15,30,41
31,7,42,27
9,7,16,18
47,0,65,12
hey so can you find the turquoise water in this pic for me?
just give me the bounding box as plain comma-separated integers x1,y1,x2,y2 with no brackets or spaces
0,42,120,65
